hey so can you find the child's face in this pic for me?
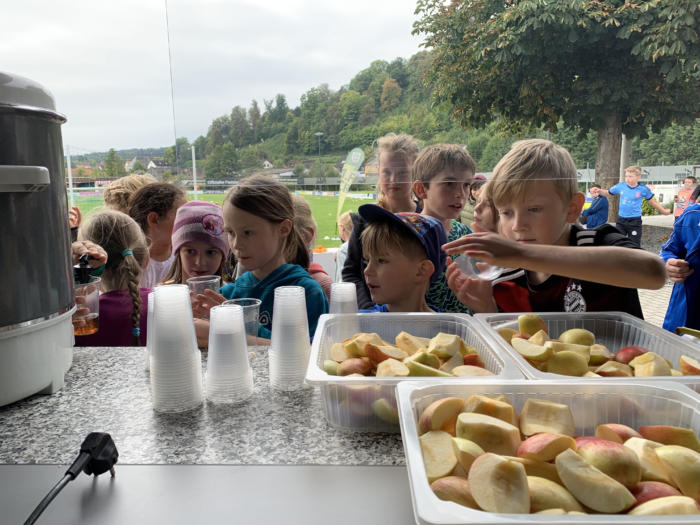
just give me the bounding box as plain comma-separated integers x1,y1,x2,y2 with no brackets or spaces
223,202,288,277
684,178,694,189
590,186,600,198
472,192,497,233
179,240,223,282
150,198,185,248
496,180,581,247
377,151,412,206
624,171,641,187
363,249,425,306
416,169,473,222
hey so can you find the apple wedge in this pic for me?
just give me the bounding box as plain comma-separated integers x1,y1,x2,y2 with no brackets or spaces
504,456,563,485
519,398,575,437
558,327,595,345
395,331,430,356
554,448,635,513
628,495,700,515
451,437,484,472
545,350,589,376
430,476,479,509
576,437,642,488
680,354,700,375
419,430,458,483
639,425,700,452
595,423,641,444
517,313,547,337
623,437,675,484
462,394,517,426
451,365,495,377
589,343,613,365
427,333,462,360
510,337,553,361
517,432,577,462
405,360,452,377
468,453,530,514
527,475,584,513
528,329,549,346
456,412,521,456
364,343,407,365
594,361,633,377
630,481,682,507
655,445,700,501
418,397,465,435
375,358,409,377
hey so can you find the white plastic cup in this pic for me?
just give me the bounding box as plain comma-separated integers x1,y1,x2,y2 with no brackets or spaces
223,298,262,345
454,253,503,281
268,286,310,391
145,291,154,372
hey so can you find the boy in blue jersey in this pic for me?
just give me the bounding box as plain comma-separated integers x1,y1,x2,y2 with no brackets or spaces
580,184,609,229
600,165,670,246
357,204,447,313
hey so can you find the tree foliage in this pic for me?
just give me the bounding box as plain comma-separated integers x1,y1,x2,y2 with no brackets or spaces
103,148,126,178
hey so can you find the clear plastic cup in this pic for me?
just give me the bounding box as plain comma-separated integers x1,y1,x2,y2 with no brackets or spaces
268,286,310,391
454,253,503,281
186,275,221,296
329,282,358,314
73,276,101,336
223,298,262,346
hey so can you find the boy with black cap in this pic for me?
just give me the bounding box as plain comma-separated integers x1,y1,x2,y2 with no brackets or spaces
357,204,447,312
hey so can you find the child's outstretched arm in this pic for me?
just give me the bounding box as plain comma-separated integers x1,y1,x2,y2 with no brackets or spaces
445,261,498,313
648,197,671,215
443,232,666,290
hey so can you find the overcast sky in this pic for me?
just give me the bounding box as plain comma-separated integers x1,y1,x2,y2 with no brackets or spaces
2,0,424,154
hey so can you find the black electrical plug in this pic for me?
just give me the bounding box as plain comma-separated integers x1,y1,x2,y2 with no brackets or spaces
24,432,118,525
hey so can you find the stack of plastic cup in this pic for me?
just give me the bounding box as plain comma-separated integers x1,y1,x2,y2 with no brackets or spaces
149,284,203,413
144,291,154,372
268,286,310,391
454,253,503,280
206,304,254,403
329,282,358,313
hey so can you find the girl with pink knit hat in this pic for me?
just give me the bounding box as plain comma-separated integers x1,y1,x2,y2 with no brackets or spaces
162,201,230,285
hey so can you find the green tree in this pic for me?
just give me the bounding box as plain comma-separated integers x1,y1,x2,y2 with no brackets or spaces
380,77,402,112
104,148,126,178
248,100,262,141
414,0,699,218
230,105,251,147
204,143,239,180
193,135,207,159
131,160,147,172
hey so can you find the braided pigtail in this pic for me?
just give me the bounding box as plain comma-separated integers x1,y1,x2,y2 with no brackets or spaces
122,250,143,345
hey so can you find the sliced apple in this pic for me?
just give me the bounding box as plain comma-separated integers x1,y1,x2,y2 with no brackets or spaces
394,331,429,356
337,357,372,376
519,398,575,437
527,475,584,513
615,345,648,365
406,360,452,377
510,337,553,361
655,445,700,501
438,352,464,373
451,365,495,377
544,340,591,359
419,430,458,483
462,394,517,426
468,453,530,514
427,333,462,360
375,358,409,377
451,437,484,472
628,495,700,515
630,481,682,507
330,342,352,362
558,327,595,346
528,329,550,346
405,350,441,369
595,360,633,377
343,332,384,357
554,448,635,513
418,397,465,435
505,456,563,485
323,360,338,375
623,437,675,484
576,437,642,488
430,476,479,509
545,350,589,376
371,398,399,424
589,343,613,365
364,343,407,365
639,425,700,452
595,423,641,444
680,355,700,375
517,432,576,462
462,353,485,368
455,412,521,456
497,327,518,344
630,351,671,376
517,313,547,337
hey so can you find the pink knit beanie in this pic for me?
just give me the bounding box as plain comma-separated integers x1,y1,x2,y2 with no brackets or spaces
171,201,229,257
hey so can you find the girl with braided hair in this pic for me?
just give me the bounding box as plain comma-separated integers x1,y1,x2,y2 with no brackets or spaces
74,210,150,346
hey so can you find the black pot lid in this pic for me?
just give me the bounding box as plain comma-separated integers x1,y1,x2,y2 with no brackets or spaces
0,71,57,112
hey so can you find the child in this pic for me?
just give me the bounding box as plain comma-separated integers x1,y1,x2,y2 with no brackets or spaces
357,204,447,312
580,184,609,229
74,210,150,346
291,193,332,299
334,210,354,283
443,139,666,317
673,176,697,220
660,195,700,331
458,176,486,228
102,173,157,214
342,133,420,308
217,175,329,339
162,201,230,284
128,182,187,289
599,165,670,246
412,143,475,314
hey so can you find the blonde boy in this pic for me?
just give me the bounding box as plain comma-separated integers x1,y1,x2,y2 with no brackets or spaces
358,204,447,313
413,143,476,313
444,139,666,316
599,165,670,246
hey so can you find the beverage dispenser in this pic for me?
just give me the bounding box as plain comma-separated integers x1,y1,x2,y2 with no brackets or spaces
0,72,75,406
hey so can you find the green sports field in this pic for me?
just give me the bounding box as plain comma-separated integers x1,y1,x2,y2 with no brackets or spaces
72,192,374,248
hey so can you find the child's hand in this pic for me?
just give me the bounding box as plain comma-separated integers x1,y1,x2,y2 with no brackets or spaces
69,206,82,229
443,232,525,268
666,258,693,283
191,289,226,319
194,318,210,348
445,261,498,313
72,240,108,267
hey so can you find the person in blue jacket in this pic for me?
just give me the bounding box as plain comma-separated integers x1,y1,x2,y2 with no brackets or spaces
580,184,609,229
660,187,700,332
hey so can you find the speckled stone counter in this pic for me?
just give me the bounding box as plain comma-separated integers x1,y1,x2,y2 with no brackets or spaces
0,347,404,466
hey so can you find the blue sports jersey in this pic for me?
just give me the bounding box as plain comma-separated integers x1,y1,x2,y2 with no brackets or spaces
609,182,653,218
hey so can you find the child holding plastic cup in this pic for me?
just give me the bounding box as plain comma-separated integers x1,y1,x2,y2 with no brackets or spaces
194,175,329,343
74,211,150,346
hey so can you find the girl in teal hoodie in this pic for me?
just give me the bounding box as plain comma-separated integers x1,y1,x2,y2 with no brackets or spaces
213,175,328,341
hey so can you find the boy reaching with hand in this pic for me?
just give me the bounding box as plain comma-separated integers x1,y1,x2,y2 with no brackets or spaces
444,139,666,317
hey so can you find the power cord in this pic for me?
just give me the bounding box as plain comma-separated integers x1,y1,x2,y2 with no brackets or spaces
24,432,118,525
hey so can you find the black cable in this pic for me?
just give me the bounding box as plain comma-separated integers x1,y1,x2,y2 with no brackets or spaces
23,433,118,525
23,474,73,525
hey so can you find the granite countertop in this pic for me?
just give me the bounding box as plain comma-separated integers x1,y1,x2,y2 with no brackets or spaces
0,347,404,465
